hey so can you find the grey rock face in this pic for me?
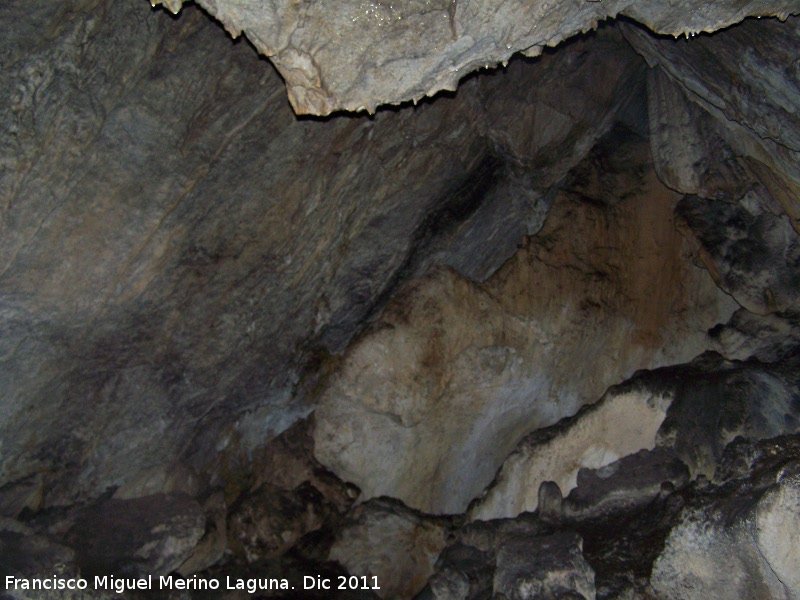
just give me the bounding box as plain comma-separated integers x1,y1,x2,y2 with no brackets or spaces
5,0,800,590
4,0,632,508
629,20,800,232
474,351,800,520
493,532,595,600
561,448,690,522
656,352,800,478
315,120,736,516
421,543,495,600
710,309,800,363
675,190,800,315
651,448,800,599
64,493,204,577
148,0,800,115
0,519,76,579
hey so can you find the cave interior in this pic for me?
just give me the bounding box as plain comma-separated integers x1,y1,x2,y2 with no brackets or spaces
2,0,800,598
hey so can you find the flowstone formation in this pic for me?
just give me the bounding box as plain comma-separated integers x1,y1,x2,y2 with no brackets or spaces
3,0,800,599
149,0,800,115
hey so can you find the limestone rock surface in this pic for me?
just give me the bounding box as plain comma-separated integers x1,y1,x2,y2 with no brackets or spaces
326,499,452,600
651,452,800,599
473,351,800,521
0,518,77,581
626,17,800,314
560,448,690,522
64,493,205,577
469,376,674,521
149,0,800,115
0,0,650,509
315,126,735,515
493,532,595,600
5,0,800,589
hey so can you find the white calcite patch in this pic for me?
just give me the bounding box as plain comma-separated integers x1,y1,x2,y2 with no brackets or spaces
469,388,672,521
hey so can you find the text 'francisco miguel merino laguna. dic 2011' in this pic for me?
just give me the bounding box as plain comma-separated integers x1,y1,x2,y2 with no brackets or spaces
5,574,382,594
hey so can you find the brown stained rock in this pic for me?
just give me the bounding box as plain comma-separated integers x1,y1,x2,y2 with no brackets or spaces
0,1,655,510
314,125,736,515
326,499,453,600
0,0,493,506
148,0,800,115
227,482,336,563
245,417,360,514
218,418,358,568
622,20,800,315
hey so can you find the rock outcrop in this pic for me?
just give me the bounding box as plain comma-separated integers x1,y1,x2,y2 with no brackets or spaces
327,499,453,600
0,0,652,509
473,351,800,520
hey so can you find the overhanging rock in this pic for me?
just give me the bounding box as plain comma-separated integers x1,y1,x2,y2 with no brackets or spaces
149,0,800,115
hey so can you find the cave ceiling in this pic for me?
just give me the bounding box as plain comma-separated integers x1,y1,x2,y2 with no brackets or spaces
151,0,800,115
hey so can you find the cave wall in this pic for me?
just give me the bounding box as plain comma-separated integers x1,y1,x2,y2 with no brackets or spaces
2,0,493,506
1,0,654,508
2,0,800,596
314,125,737,514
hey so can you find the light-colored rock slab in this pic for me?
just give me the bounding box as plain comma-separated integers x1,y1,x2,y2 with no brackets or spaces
328,499,451,600
470,386,672,521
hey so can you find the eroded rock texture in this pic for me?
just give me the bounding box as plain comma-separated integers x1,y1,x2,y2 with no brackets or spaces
3,0,800,597
652,438,800,600
150,0,800,115
315,123,735,515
